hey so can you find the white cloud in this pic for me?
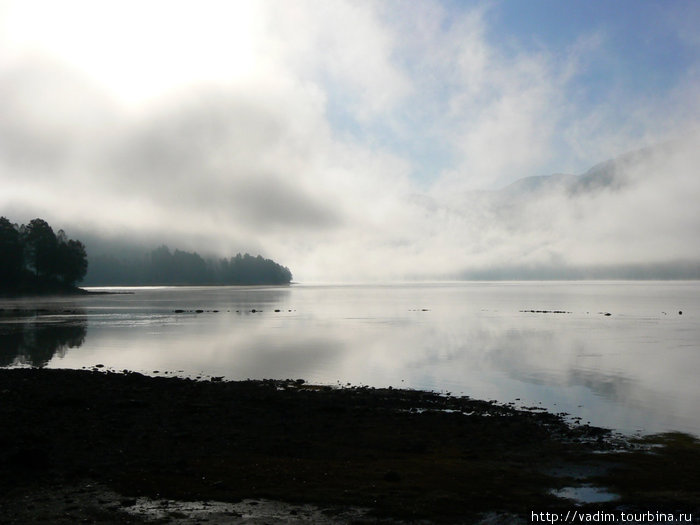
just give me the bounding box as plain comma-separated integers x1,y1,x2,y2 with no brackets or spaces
0,0,267,106
265,0,411,120
1,0,699,281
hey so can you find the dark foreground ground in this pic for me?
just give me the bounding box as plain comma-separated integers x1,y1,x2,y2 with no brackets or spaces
0,369,698,524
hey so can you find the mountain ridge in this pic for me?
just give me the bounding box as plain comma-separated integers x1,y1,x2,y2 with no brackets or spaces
501,134,696,197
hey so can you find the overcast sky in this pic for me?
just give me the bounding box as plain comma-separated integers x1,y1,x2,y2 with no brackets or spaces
1,0,699,281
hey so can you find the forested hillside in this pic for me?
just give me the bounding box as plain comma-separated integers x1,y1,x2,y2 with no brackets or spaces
85,245,292,286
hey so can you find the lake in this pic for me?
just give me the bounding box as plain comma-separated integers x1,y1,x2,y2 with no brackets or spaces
1,281,698,436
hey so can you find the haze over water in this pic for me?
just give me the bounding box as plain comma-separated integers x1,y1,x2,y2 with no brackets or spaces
2,281,698,437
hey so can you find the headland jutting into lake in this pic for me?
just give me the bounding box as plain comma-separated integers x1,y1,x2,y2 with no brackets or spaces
0,367,698,523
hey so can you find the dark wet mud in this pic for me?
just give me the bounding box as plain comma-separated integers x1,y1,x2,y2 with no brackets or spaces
0,368,698,523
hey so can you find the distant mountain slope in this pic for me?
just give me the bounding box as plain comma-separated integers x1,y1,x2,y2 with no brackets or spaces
501,173,578,195
453,134,700,280
501,138,683,197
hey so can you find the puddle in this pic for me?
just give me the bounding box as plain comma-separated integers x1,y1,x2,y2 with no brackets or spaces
546,462,611,480
551,484,619,504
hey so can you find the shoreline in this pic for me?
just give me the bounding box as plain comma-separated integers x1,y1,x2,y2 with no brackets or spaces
0,286,113,298
1,368,698,523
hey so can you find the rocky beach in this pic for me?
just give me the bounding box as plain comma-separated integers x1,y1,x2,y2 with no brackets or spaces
1,368,698,523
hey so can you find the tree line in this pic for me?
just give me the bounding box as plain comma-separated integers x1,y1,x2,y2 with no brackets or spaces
0,217,88,293
85,245,292,286
1,216,292,290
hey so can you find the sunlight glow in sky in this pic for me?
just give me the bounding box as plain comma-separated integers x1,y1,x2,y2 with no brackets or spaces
1,0,699,281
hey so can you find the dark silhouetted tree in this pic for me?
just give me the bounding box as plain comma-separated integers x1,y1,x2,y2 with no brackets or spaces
56,236,88,285
0,217,24,284
23,218,58,278
1,217,88,293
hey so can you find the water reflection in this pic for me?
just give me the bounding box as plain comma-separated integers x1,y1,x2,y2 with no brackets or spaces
0,309,87,367
0,283,698,436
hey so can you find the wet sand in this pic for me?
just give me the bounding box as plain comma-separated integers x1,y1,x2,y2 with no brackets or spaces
0,368,698,523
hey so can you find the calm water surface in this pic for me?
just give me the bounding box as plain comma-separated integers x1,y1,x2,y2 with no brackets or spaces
1,282,698,436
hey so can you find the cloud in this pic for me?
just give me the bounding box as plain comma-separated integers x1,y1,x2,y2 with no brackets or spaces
1,1,699,281
104,89,342,231
0,56,117,172
266,0,411,120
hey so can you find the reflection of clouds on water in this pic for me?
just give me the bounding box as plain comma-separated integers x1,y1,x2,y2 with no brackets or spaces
565,369,636,406
58,314,347,383
482,317,698,400
1,283,699,435
0,309,87,367
468,315,700,434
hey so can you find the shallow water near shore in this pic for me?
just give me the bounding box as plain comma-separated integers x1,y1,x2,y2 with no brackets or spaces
1,281,698,436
